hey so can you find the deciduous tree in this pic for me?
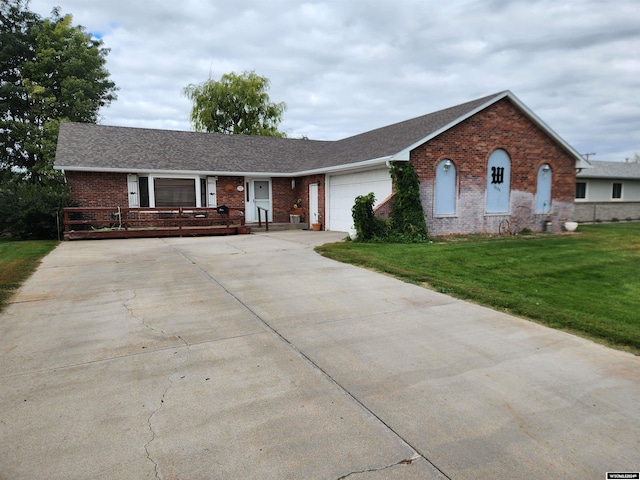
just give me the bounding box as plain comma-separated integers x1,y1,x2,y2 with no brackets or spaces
183,71,286,137
0,0,117,238
0,0,117,176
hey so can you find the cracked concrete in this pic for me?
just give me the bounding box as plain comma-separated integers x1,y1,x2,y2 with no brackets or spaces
124,287,194,478
144,343,192,479
1,231,639,479
336,453,430,480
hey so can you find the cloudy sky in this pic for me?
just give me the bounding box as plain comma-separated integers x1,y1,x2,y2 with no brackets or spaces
29,0,640,162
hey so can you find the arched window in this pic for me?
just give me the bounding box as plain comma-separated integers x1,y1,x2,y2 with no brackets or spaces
536,164,552,213
435,159,456,215
486,149,511,213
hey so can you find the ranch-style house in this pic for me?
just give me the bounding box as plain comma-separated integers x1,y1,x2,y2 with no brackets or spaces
54,90,590,238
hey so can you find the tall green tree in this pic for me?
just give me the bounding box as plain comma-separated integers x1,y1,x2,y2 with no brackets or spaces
0,0,117,238
0,0,39,173
0,0,117,176
183,70,286,137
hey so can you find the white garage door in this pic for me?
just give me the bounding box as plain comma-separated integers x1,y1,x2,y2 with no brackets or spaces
328,168,392,232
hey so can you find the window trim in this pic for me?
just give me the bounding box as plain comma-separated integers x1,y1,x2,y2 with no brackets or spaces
575,181,587,201
153,177,197,208
611,182,623,201
128,174,207,208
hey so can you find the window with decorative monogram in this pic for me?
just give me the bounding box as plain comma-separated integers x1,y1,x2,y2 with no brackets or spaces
486,149,511,213
490,166,505,185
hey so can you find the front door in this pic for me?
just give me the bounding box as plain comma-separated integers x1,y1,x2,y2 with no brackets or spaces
309,183,319,228
247,179,272,222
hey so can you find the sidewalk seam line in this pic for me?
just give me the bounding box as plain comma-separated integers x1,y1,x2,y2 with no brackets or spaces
168,241,452,480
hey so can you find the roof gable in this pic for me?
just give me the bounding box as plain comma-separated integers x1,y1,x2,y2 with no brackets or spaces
389,91,588,170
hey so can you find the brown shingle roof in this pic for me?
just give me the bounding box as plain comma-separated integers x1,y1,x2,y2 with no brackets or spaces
54,91,526,174
54,123,331,173
322,92,504,168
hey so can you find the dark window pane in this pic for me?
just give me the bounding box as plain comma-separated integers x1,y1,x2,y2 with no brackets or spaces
154,178,196,207
139,177,149,208
575,182,586,199
612,183,622,199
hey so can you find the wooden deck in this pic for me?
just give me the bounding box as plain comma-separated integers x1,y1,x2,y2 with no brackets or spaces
63,207,252,240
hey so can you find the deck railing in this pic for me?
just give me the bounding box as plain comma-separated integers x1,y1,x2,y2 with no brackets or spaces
62,206,245,239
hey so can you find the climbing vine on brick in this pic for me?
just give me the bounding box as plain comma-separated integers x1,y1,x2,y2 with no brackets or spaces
351,163,427,243
389,162,428,241
351,192,388,241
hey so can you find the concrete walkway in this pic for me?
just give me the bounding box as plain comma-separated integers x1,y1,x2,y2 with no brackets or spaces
1,231,638,479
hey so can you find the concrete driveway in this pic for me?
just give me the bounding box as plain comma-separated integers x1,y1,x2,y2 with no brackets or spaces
1,231,638,479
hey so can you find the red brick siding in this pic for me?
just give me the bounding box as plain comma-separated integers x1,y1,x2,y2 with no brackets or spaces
268,175,326,226
373,192,396,219
217,176,245,209
66,171,129,207
271,177,298,223
298,175,326,228
410,98,576,235
66,171,327,226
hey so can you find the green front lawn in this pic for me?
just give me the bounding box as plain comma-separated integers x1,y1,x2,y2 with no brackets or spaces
316,223,640,354
0,237,58,311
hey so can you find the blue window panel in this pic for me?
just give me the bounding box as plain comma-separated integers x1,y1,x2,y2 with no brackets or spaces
535,164,552,213
486,149,511,213
435,159,456,215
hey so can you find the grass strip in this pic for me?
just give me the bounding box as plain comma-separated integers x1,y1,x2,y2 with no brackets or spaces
0,237,58,311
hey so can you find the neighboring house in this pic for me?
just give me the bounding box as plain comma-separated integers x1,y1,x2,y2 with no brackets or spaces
54,90,589,235
575,161,640,223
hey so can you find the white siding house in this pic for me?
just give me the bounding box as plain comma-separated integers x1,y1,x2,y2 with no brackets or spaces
575,161,640,222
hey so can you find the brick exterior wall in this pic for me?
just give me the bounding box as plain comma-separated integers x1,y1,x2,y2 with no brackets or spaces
410,98,576,235
373,192,396,219
271,177,298,223
67,171,326,227
217,176,246,209
220,175,325,225
218,175,325,224
66,171,129,207
271,175,325,226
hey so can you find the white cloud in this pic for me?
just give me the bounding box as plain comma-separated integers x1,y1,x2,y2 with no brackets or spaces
27,0,640,160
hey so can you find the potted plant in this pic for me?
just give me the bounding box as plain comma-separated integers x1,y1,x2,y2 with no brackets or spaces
312,213,322,231
291,198,303,213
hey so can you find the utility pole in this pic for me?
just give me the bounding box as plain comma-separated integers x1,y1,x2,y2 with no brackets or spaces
582,152,596,161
